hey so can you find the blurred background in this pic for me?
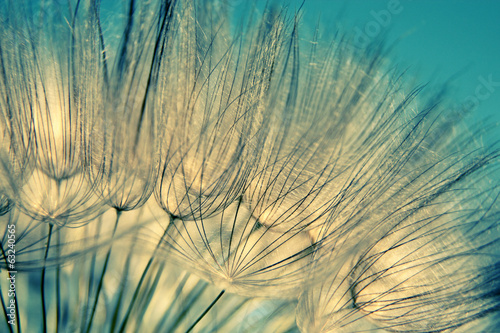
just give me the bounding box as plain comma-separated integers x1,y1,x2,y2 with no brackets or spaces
308,0,500,122
231,0,500,134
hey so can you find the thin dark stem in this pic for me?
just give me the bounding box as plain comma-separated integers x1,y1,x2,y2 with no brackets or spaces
0,241,15,333
80,215,103,333
111,206,146,333
185,290,225,333
55,231,61,333
154,272,189,332
167,283,207,332
110,241,134,333
14,275,20,333
85,210,121,333
4,242,21,333
117,222,172,333
41,223,54,333
0,289,13,333
133,262,165,329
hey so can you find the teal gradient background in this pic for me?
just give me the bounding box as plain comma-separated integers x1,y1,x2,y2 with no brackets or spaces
297,0,500,127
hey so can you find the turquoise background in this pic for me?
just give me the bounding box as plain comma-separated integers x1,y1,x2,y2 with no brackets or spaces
296,0,500,131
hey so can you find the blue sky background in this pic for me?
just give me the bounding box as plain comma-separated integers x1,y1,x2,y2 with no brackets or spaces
296,0,500,131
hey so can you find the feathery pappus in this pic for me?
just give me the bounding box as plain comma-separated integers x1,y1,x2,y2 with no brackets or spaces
0,0,499,332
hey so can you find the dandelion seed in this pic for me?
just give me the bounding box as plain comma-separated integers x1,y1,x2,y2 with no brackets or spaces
88,0,170,212
154,1,278,220
1,0,106,226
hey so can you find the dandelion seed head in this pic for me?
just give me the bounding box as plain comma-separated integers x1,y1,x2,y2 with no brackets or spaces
14,169,104,226
32,78,84,180
1,1,499,332
89,92,160,211
154,14,269,219
160,198,318,298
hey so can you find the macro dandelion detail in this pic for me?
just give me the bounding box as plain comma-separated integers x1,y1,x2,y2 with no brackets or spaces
1,0,499,332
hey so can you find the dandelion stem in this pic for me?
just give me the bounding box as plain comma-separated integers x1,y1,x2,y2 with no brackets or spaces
133,262,165,329
80,216,103,333
185,290,225,333
167,282,208,332
0,288,13,333
55,231,61,333
153,272,189,332
41,223,54,333
110,238,135,333
117,221,172,332
85,210,122,333
110,206,146,332
109,264,128,333
0,241,16,333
